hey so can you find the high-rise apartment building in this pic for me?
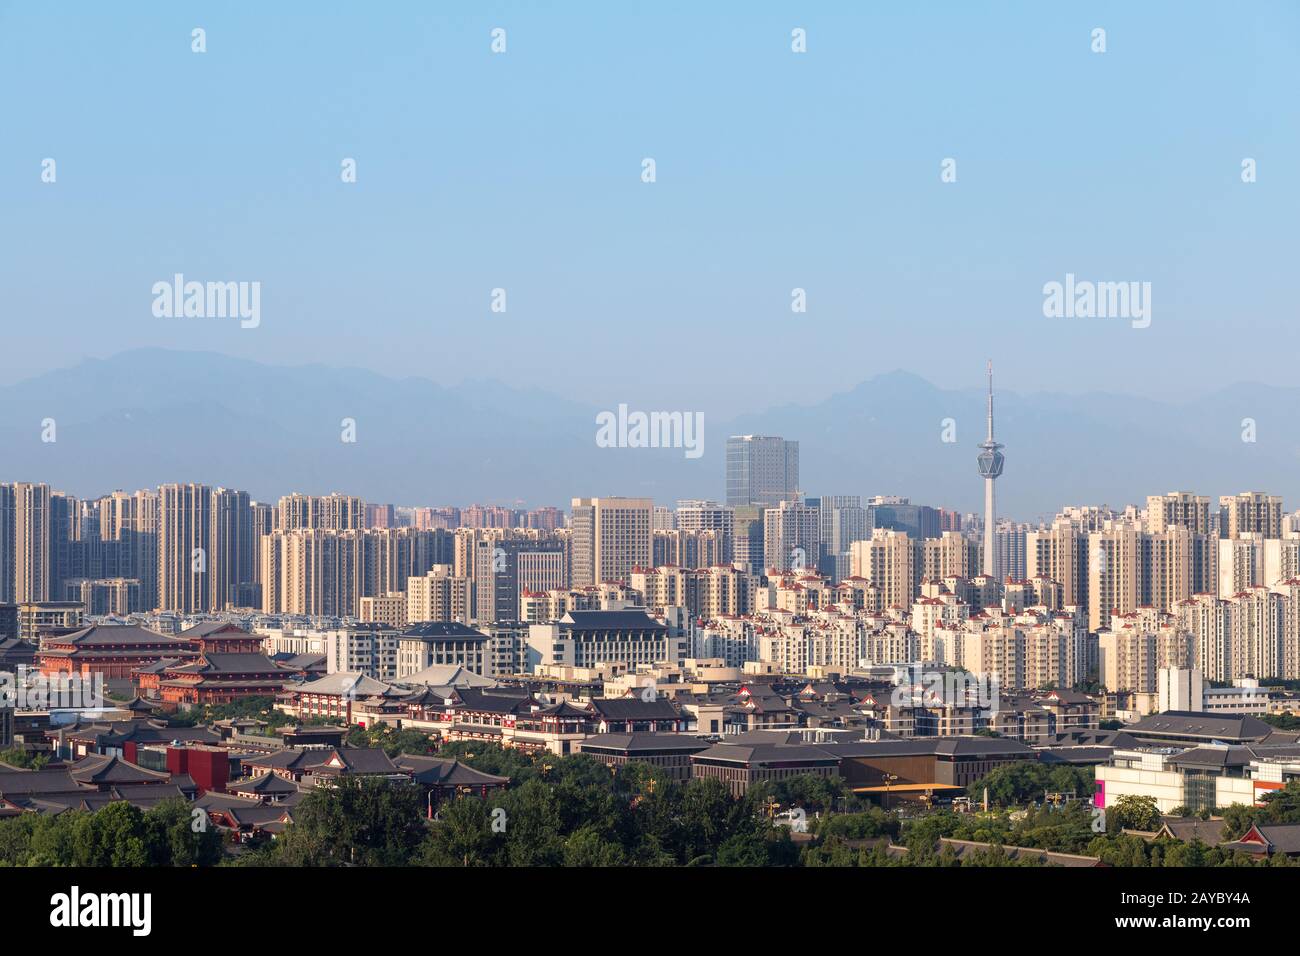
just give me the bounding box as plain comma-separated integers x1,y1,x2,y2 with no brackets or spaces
866,497,941,541
1143,527,1196,614
725,435,799,507
676,500,734,563
1219,492,1283,539
407,565,472,624
809,495,869,581
568,497,653,587
1098,610,1194,693
653,529,725,569
1026,522,1086,610
1088,523,1141,632
211,487,255,611
1146,492,1211,535
0,484,14,604
359,592,407,628
730,505,765,574
158,483,213,614
276,492,367,532
1218,534,1300,596
48,492,79,600
12,483,52,603
472,536,566,623
95,489,159,610
260,527,451,617
922,531,979,583
850,529,917,610
631,565,753,620
762,500,820,573
995,521,1028,583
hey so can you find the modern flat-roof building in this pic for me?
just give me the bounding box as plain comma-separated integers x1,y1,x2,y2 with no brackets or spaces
15,601,83,642
472,536,566,624
579,732,711,782
725,436,799,508
690,738,841,796
1095,741,1300,814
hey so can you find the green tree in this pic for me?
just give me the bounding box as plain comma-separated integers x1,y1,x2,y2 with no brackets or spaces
496,778,565,866
274,777,426,866
715,831,772,866
418,795,500,866
143,797,222,867
563,825,628,866
1110,794,1161,832
0,748,48,770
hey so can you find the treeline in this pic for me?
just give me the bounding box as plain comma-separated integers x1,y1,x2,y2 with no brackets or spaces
0,748,49,770
964,762,1096,808
807,799,1297,868
165,695,340,731
6,740,1299,867
239,753,821,867
0,798,222,867
235,744,1300,867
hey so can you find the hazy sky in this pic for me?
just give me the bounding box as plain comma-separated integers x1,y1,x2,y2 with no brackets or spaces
2,1,1296,420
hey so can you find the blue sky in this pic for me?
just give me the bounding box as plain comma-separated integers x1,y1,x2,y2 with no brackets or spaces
2,1,1296,420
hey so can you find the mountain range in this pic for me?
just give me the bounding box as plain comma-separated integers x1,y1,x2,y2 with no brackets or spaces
1,349,1295,519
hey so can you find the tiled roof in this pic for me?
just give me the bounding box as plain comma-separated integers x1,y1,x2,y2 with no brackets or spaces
45,625,193,647
589,698,680,721
69,754,171,786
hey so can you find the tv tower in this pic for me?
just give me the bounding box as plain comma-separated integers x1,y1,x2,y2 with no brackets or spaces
976,360,1005,578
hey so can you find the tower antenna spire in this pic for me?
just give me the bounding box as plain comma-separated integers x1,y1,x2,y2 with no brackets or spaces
987,360,994,442
976,361,1005,578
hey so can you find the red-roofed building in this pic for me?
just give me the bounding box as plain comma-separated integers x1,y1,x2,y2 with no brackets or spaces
39,625,197,679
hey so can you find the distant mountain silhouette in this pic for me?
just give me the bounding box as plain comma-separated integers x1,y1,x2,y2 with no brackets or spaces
1,349,1295,518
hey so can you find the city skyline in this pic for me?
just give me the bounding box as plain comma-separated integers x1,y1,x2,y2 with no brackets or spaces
3,2,1298,893
2,454,1295,530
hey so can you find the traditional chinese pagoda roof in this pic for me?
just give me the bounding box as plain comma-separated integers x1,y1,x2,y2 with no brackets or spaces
43,624,194,648
590,697,680,721
558,609,667,631
579,732,711,754
122,695,164,713
402,622,489,640
179,621,250,638
393,754,509,787
247,746,402,778
400,663,497,689
293,672,398,699
532,700,594,719
0,769,85,797
164,653,286,676
69,753,172,786
449,686,538,715
228,772,300,796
